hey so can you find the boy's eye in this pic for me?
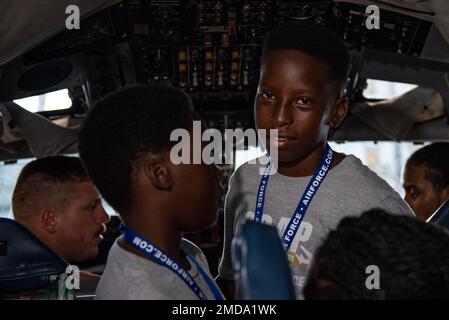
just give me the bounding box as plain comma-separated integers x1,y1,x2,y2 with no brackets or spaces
407,187,419,199
296,97,313,105
258,91,275,101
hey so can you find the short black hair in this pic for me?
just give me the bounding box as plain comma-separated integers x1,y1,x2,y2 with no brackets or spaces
262,21,350,95
304,209,449,299
78,83,194,215
406,142,449,192
12,156,89,221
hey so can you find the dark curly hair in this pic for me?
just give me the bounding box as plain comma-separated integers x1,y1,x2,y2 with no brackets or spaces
262,21,350,95
304,209,449,299
78,83,194,215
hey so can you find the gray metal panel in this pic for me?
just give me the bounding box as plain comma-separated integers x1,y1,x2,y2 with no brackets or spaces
0,0,122,66
420,25,449,64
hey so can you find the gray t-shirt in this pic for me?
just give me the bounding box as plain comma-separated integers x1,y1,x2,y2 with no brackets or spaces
95,237,223,300
218,154,414,298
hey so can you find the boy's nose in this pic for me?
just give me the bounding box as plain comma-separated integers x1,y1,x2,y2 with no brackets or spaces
273,100,293,127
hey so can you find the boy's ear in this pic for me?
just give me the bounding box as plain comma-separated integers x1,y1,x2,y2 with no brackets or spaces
40,209,58,234
328,96,348,129
143,156,173,191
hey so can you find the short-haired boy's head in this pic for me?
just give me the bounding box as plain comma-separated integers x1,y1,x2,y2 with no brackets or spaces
403,142,449,220
255,22,350,166
304,209,449,299
262,21,350,95
78,83,194,215
406,143,449,192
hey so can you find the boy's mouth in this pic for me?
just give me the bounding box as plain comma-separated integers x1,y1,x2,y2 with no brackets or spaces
269,134,298,149
273,138,294,148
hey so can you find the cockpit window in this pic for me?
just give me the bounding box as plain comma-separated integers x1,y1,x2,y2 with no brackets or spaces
364,79,418,100
13,89,71,113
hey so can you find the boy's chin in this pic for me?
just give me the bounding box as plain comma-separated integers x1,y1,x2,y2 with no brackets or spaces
184,213,218,233
273,150,302,164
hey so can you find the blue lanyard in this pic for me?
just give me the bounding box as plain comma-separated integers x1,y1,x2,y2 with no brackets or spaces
254,144,334,250
121,225,224,300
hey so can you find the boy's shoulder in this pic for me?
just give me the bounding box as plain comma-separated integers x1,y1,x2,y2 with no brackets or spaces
232,153,380,179
332,154,414,216
104,237,209,274
226,154,413,217
333,154,396,192
95,238,208,300
95,240,168,298
232,153,400,198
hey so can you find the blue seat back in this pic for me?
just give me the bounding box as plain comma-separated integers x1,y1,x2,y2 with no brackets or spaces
0,218,68,293
232,220,296,300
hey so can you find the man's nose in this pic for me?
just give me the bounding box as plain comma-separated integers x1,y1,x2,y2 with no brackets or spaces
97,204,110,224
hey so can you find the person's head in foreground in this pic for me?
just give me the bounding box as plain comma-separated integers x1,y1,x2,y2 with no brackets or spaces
403,143,449,220
304,209,449,299
12,156,109,264
78,83,222,299
78,83,221,239
255,21,350,175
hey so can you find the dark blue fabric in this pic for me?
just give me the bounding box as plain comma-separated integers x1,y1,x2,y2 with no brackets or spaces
232,220,296,300
0,218,68,293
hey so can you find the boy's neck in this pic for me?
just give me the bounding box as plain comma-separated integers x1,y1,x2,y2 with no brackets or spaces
277,142,344,177
119,214,189,268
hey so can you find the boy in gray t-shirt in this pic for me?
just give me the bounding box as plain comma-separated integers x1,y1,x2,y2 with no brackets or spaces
95,238,216,299
79,84,224,300
219,153,413,299
216,22,414,299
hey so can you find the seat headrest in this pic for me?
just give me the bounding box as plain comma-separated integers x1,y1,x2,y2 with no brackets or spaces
232,220,296,300
427,199,449,229
0,218,68,293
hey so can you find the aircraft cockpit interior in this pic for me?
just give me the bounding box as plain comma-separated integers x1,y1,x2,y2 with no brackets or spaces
1,0,449,302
